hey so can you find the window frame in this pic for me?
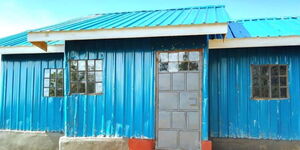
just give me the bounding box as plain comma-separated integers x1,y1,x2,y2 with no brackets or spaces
69,59,103,95
157,50,201,73
43,68,64,97
251,64,289,100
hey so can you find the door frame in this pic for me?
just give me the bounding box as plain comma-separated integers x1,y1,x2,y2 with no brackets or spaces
155,49,203,149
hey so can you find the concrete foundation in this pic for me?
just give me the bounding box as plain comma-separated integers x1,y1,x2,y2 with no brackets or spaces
0,130,63,150
59,137,129,150
212,138,300,150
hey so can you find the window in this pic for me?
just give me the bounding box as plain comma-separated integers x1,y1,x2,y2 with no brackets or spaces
159,51,200,72
251,65,289,99
69,60,103,95
44,68,64,97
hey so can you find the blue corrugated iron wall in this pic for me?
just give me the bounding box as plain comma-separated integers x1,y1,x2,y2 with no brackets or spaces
209,47,300,140
65,36,206,138
0,54,64,132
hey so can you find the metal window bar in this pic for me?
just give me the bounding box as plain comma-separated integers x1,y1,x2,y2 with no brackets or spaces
158,50,200,73
251,64,289,100
44,69,50,97
69,59,103,95
43,68,64,97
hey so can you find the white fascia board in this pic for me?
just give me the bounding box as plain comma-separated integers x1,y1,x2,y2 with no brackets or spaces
0,45,64,54
28,23,228,42
209,36,300,49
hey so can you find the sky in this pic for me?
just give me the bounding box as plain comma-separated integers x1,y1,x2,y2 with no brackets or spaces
0,0,299,38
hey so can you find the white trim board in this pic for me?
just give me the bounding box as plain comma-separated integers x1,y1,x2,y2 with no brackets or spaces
209,36,300,49
28,23,228,42
0,45,64,54
3,35,300,54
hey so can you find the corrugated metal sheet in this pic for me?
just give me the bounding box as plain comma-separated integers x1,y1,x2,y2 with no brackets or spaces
0,15,91,47
0,5,226,47
209,47,300,140
0,54,64,132
227,17,300,38
33,5,229,32
0,32,32,47
202,45,209,140
64,36,206,138
0,31,63,47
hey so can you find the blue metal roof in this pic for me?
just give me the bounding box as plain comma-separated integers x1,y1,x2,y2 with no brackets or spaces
1,5,228,47
33,5,229,32
3,6,300,48
0,31,31,47
0,31,63,47
0,15,95,47
227,17,300,38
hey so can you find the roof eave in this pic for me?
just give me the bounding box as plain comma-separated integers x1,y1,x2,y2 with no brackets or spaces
28,23,228,50
209,36,300,49
0,44,64,54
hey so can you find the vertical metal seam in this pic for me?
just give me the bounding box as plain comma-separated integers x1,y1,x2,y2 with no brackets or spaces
142,50,145,137
2,61,7,129
0,59,3,128
10,61,15,129
132,47,136,137
38,60,42,130
202,39,209,141
24,62,28,130
122,50,126,136
113,50,116,136
64,49,68,135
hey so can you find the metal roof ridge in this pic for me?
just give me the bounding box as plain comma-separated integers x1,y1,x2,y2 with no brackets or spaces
28,5,227,33
96,5,226,16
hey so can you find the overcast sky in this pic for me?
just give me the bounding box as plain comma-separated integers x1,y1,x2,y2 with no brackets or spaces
0,0,299,38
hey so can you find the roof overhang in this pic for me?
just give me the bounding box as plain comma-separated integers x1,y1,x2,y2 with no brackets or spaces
28,23,228,51
209,36,300,49
3,35,300,54
0,44,64,54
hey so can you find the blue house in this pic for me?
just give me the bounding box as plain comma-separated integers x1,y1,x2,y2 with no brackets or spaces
0,5,300,150
209,17,300,150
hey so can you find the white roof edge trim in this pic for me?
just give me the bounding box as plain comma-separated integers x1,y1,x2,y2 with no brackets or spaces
209,36,300,49
28,23,228,42
0,44,64,54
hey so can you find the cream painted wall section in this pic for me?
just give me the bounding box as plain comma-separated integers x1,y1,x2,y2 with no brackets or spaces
209,36,300,49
